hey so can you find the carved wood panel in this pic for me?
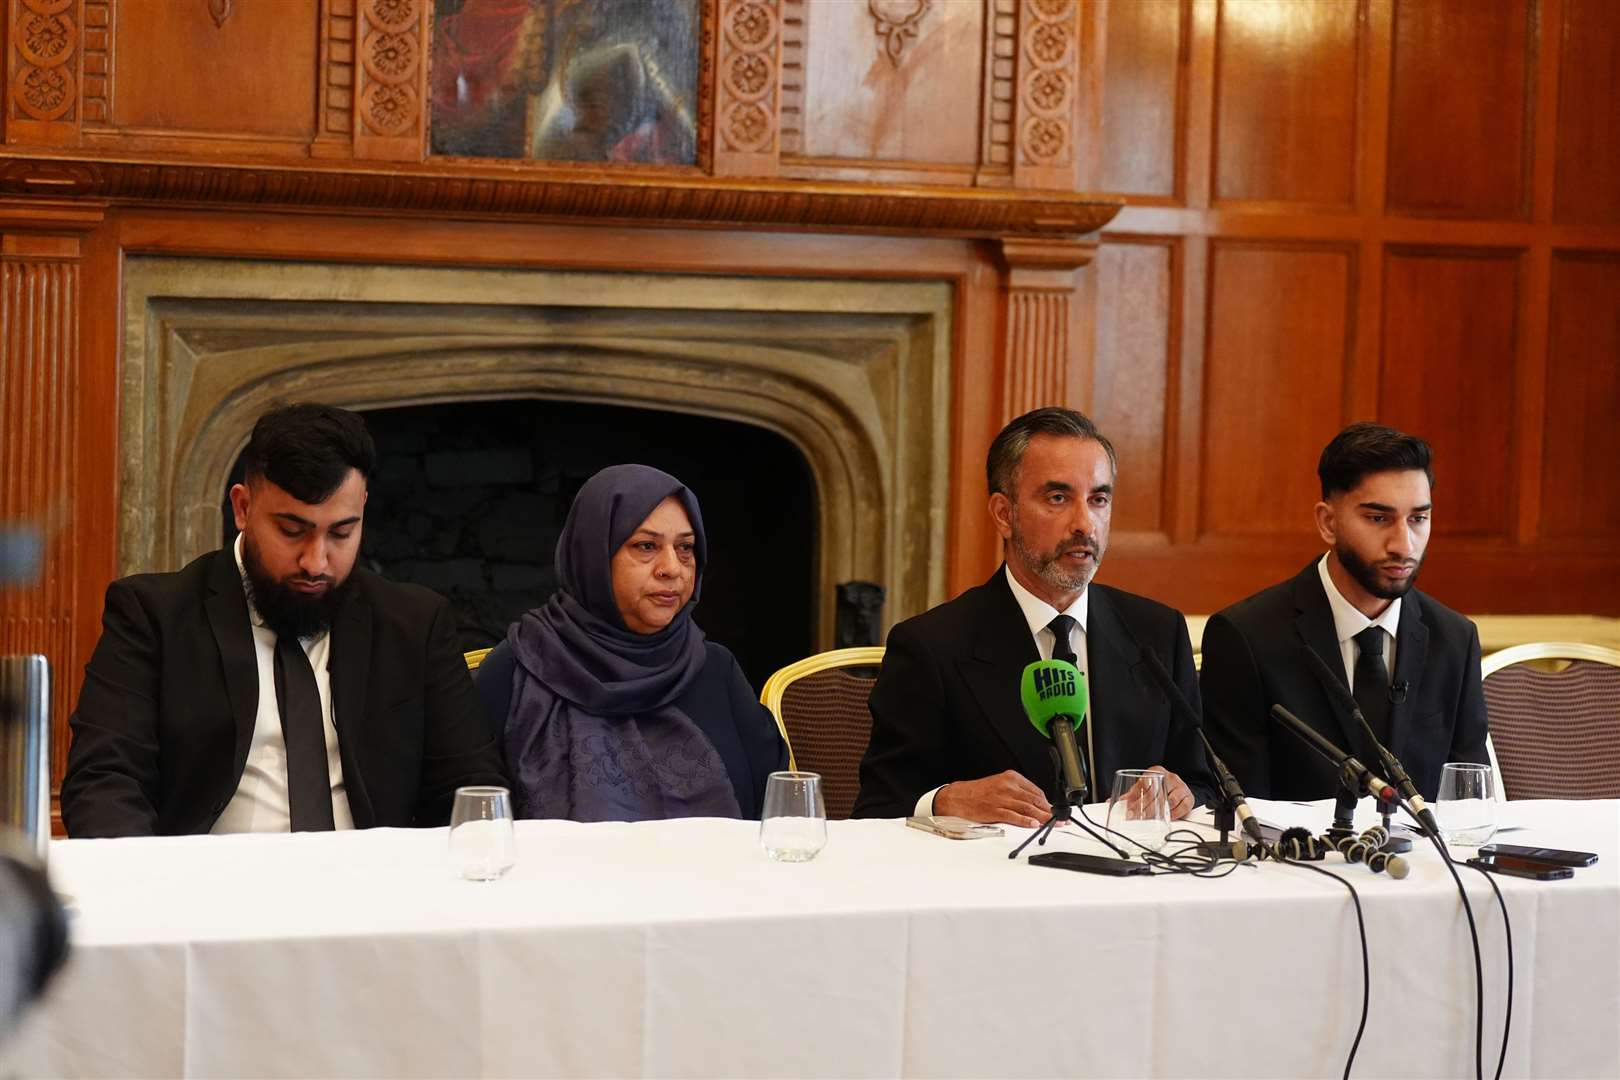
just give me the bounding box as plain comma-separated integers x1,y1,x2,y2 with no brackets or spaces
712,0,782,175
0,233,82,788
351,0,426,161
997,236,1093,419
1013,0,1077,189
313,0,357,156
6,0,82,145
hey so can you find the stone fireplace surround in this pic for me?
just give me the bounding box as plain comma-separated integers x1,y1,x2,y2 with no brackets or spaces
120,256,954,647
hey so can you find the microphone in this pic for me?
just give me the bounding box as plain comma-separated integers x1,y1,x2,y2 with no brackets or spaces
1389,681,1410,704
1020,659,1089,805
1268,704,1398,803
1136,647,1266,847
1294,635,1440,837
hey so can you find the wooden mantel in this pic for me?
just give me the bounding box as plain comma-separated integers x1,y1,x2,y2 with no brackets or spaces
0,149,1120,238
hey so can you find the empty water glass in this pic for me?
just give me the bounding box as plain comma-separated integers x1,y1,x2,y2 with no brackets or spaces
1435,763,1497,847
1107,769,1171,852
760,771,827,862
449,786,516,881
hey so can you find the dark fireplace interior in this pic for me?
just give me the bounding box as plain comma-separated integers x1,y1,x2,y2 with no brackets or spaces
224,399,817,690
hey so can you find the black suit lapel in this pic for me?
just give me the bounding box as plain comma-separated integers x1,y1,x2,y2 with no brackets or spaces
1083,588,1142,796
961,569,1046,784
328,585,375,827
1291,564,1365,756
204,549,260,779
1388,592,1429,762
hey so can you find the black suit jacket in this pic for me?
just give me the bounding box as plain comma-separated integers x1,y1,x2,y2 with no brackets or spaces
61,549,509,837
852,568,1215,818
1199,559,1489,802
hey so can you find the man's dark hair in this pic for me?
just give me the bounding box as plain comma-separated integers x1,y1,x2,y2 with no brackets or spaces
241,403,375,504
986,407,1117,496
1317,422,1434,499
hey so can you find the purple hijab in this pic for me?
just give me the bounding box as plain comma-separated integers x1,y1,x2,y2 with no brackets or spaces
503,464,741,821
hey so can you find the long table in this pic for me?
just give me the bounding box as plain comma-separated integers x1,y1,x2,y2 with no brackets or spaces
5,800,1617,1078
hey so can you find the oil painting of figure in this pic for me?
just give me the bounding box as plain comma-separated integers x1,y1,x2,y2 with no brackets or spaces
431,0,700,165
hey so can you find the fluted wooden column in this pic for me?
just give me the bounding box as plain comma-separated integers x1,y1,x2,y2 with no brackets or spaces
0,212,99,824
996,236,1096,418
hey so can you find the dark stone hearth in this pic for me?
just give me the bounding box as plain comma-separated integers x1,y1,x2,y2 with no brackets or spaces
224,399,816,691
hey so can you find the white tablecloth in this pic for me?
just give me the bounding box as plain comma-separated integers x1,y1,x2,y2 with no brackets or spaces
5,800,1617,1078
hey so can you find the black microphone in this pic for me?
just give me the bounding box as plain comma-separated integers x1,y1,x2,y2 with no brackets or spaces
1020,659,1090,804
1136,647,1266,847
1268,704,1399,803
1294,634,1440,838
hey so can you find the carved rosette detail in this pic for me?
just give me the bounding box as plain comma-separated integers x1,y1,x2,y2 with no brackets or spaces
868,0,931,67
356,0,423,144
717,0,780,156
1017,0,1076,168
11,0,79,123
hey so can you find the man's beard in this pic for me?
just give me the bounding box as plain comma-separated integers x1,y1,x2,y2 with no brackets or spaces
1010,513,1103,594
241,535,351,640
1336,541,1423,601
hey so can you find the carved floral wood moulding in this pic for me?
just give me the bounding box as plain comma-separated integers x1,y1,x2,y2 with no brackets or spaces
0,150,1122,236
7,0,81,142
713,0,782,175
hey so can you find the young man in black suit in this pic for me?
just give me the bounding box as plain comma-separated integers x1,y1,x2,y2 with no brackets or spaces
1199,423,1489,801
61,404,507,837
853,408,1214,825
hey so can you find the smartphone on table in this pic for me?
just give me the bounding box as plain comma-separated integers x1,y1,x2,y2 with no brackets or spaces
1477,843,1597,868
1466,854,1574,880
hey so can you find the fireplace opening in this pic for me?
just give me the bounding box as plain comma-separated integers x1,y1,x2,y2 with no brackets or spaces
223,399,817,690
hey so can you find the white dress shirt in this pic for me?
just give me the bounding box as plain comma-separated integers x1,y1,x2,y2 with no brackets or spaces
917,565,1094,815
1316,553,1400,690
211,534,354,833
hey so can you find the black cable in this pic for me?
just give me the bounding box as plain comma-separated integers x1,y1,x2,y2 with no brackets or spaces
1402,797,1486,1080
1459,860,1514,1080
1072,806,1247,878
1272,855,1370,1080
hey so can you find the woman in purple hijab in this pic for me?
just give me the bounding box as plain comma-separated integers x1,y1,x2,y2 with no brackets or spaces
474,464,787,821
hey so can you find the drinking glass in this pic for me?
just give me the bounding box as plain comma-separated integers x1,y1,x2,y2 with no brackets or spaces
449,786,516,881
1435,763,1497,847
1106,769,1171,852
759,771,827,862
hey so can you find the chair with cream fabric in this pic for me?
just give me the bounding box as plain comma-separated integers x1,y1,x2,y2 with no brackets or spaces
760,647,884,820
1479,642,1620,800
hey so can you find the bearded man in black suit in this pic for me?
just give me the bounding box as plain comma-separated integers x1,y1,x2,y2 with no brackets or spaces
1199,423,1488,801
853,408,1214,826
61,403,507,837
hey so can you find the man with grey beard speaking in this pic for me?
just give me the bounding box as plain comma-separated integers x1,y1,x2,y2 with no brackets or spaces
853,408,1214,826
61,403,506,837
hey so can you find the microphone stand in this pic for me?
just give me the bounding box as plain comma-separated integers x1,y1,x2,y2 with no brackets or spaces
1009,748,1131,861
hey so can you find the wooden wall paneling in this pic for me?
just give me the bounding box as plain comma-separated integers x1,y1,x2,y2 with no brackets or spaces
105,0,319,145
776,0,803,156
1093,236,1175,536
1385,0,1533,219
1200,242,1355,540
947,253,1006,595
0,225,87,807
1541,253,1620,540
1012,0,1080,190
1355,0,1392,215
1379,248,1522,541
795,0,982,167
351,0,426,161
311,0,355,158
1553,0,1620,224
996,237,1094,417
712,0,782,176
80,0,106,125
1168,232,1205,543
6,0,83,146
979,0,1017,182
1212,0,1359,208
1098,0,1184,200
1180,0,1216,210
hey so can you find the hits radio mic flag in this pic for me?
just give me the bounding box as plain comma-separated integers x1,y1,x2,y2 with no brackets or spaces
1293,632,1442,838
1019,659,1089,805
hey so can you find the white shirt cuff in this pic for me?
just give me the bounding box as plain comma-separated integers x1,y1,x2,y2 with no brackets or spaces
915,786,942,817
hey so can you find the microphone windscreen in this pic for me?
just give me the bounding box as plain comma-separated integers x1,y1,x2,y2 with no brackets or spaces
1020,659,1088,738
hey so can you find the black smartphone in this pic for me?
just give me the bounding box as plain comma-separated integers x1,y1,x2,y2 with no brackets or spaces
1028,851,1151,876
1477,843,1597,868
1467,854,1574,881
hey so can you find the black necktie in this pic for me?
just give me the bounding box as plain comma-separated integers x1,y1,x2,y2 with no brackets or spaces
1352,626,1393,749
273,634,335,831
1048,614,1078,667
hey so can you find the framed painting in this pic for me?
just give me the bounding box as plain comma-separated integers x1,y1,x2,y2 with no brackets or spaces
431,0,701,165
